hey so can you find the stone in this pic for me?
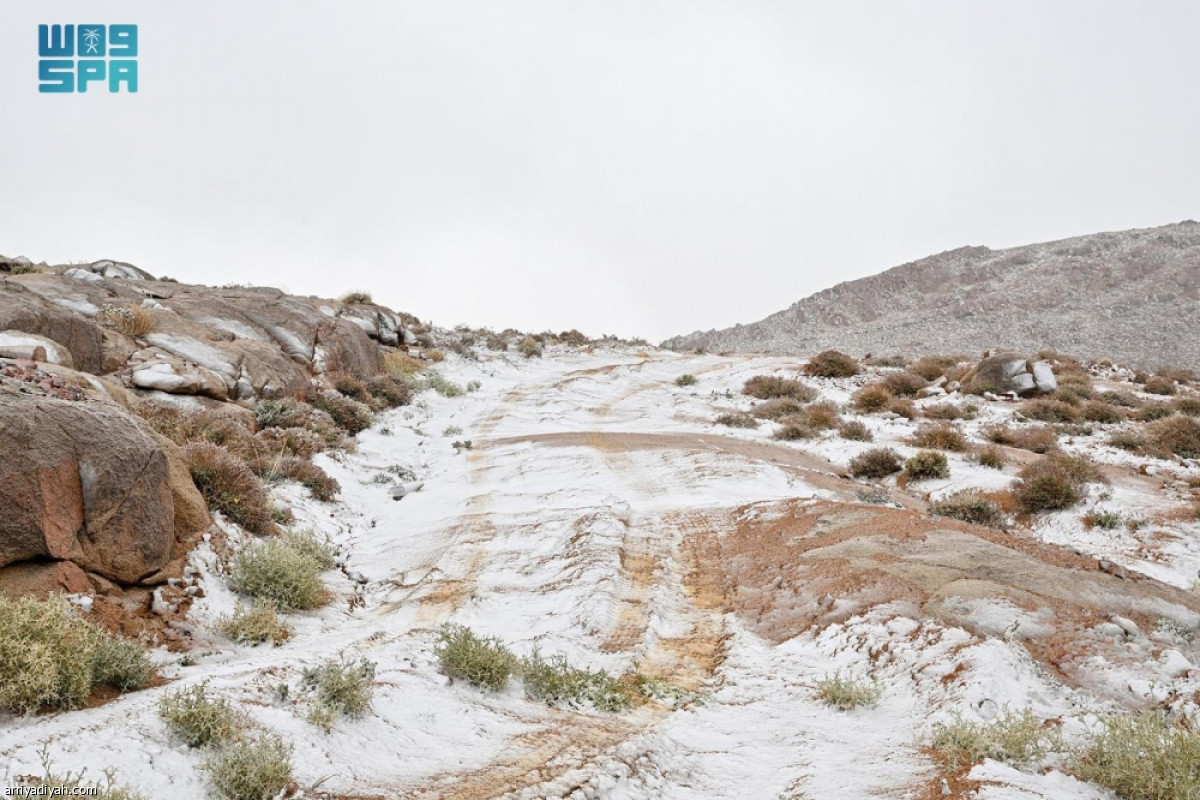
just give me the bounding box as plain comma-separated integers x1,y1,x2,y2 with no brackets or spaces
1031,360,1057,393
0,560,90,599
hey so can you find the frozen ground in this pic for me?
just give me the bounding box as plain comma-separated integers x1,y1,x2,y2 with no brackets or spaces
3,348,1199,799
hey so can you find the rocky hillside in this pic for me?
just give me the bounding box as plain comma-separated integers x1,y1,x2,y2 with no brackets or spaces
664,220,1200,370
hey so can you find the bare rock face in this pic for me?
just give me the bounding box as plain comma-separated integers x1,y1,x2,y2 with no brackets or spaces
0,561,91,599
962,354,1057,396
0,379,209,585
0,279,105,373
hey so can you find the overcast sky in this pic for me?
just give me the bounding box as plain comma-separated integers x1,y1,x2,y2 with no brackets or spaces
2,2,1197,342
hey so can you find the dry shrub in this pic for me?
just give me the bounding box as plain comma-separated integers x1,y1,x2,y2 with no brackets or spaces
1020,398,1083,424
1173,395,1200,417
804,401,841,430
838,419,873,442
340,291,373,305
983,425,1059,454
252,455,340,502
307,390,373,435
802,350,860,378
517,336,543,358
1049,389,1083,406
1098,390,1141,408
862,354,908,368
252,427,325,460
383,351,425,377
881,371,928,396
1148,416,1200,459
96,304,156,337
1137,402,1177,422
751,397,807,420
139,403,259,460
904,450,949,481
218,605,290,646
715,412,758,429
851,383,892,413
922,402,977,421
1082,400,1124,424
849,447,902,479
973,444,1006,469
1144,376,1178,396
910,423,968,452
909,355,961,381
773,419,816,441
743,375,818,402
931,491,1005,527
888,397,918,420
1108,431,1146,452
1013,452,1105,512
185,442,273,534
333,375,371,403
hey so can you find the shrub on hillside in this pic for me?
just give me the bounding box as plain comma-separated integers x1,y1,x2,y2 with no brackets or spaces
881,371,928,396
1020,398,1083,424
983,425,1059,454
904,450,950,481
908,355,961,381
743,376,817,402
1071,712,1200,800
837,419,873,442
973,444,1006,469
434,624,518,692
228,537,330,611
201,732,293,800
773,419,816,441
1098,390,1141,408
1136,402,1176,422
849,447,902,479
802,350,860,378
1174,395,1200,417
96,304,156,337
931,710,1055,768
159,683,249,748
517,336,543,358
815,673,880,710
307,390,373,435
185,442,273,534
365,374,411,408
751,397,807,420
675,374,698,387
252,427,325,460
1108,431,1146,452
340,291,373,305
251,455,340,502
888,397,918,420
922,402,978,421
931,491,1005,527
910,423,968,452
1012,452,1105,512
1144,376,1177,396
1148,415,1200,459
715,412,758,429
218,605,291,646
1082,401,1124,424
300,657,376,731
804,401,841,430
521,651,633,712
851,383,892,413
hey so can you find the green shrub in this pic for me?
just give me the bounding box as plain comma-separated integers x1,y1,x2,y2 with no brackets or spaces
434,625,518,692
159,683,249,748
837,419,873,442
715,412,758,429
910,423,968,452
301,657,376,731
307,391,373,435
419,371,465,397
0,595,152,715
1083,510,1123,530
904,450,949,481
743,376,817,402
675,374,698,387
365,374,412,408
802,350,860,378
520,651,633,712
1013,452,1105,512
251,399,301,429
848,448,902,479
1072,712,1200,800
1148,416,1200,459
201,732,293,800
228,538,330,611
340,291,373,305
930,709,1055,768
931,491,1005,528
851,383,893,413
280,529,336,569
218,605,291,646
185,442,274,534
815,673,880,710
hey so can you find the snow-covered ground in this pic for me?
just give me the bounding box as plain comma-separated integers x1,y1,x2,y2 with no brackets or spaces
3,348,1198,799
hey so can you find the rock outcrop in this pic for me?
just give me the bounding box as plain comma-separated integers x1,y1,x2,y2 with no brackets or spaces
961,354,1057,396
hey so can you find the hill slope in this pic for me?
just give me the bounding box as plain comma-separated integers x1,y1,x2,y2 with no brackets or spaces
664,221,1200,369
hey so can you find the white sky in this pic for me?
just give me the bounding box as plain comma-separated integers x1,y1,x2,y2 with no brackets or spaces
1,2,1197,342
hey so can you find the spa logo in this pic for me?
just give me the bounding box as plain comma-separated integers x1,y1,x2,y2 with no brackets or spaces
38,24,138,93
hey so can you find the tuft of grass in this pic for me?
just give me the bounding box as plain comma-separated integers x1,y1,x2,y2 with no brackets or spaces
1012,452,1106,513
815,673,880,710
96,304,156,337
201,732,294,800
185,442,274,534
159,683,249,749
802,350,860,378
904,450,950,481
743,375,817,402
1136,402,1177,422
848,447,902,479
715,412,758,429
0,595,152,715
1020,398,1084,424
300,657,376,731
1108,431,1146,452
1083,400,1125,424
383,350,426,377
930,709,1055,769
1099,390,1141,408
1071,712,1200,800
434,625,519,692
674,374,698,387
520,651,634,712
837,419,873,442
931,490,1005,528
910,423,968,452
340,291,373,305
227,537,330,612
419,371,465,398
1173,395,1200,417
218,605,291,646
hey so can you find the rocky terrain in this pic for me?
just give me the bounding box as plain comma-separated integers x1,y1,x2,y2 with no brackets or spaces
664,220,1200,371
3,255,1200,799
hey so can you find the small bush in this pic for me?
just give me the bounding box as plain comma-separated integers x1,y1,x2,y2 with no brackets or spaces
8,263,42,275
751,397,807,420
1082,510,1123,530
383,350,425,377
1174,395,1200,417
888,397,918,419
90,635,153,692
252,399,300,429
983,425,1059,454
301,657,376,731
1144,376,1178,396
930,709,1055,768
96,304,156,337
252,455,340,502
202,732,294,800
1013,452,1105,513
219,605,291,646
228,538,330,612
521,651,633,712
931,491,1005,528
910,423,968,452
1099,390,1141,408
803,350,860,378
851,383,893,413
1137,402,1177,422
307,391,373,435
333,376,371,404
904,450,950,481
849,448,902,479
420,371,465,398
909,355,960,381
253,427,325,460
365,374,412,408
804,401,841,430
1021,398,1083,424
675,374,698,387
434,625,519,692
517,336,543,358
974,445,1006,469
815,673,880,710
743,376,817,402
159,683,249,748
1148,416,1200,459
837,419,873,442
1083,400,1125,424
881,371,928,396
923,402,977,421
1109,431,1146,452
773,420,816,441
340,291,373,305
185,443,273,534
1071,712,1200,800
715,412,758,429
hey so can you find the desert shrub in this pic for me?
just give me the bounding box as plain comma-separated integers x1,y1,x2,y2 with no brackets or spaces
849,448,902,479
863,354,908,367
1144,376,1178,396
138,403,257,458
184,442,273,534
419,371,465,397
1099,390,1141,408
802,350,860,378
743,376,817,402
426,349,446,362
804,401,841,430
887,397,918,419
1109,431,1146,452
931,490,1006,527
1137,402,1177,422
1148,416,1200,459
159,683,249,748
909,355,961,381
333,375,371,403
1071,712,1200,800
881,371,928,396
340,291,372,305
1020,398,1083,424
715,412,758,429
751,397,807,420
1050,389,1083,406
228,538,330,611
1083,400,1125,424
930,710,1055,768
1174,396,1200,417
307,390,372,435
1013,452,1105,512
517,336,543,358
520,651,633,712
675,374,698,387
983,425,1059,454
252,426,325,460
251,399,301,429
851,383,893,413
383,350,425,377
364,374,411,408
559,329,589,346
0,595,152,714
252,455,340,502
434,625,518,691
904,450,949,481
815,673,880,710
218,605,291,646
910,423,968,452
773,420,816,441
837,419,873,442
301,657,376,731
8,263,41,275
923,402,977,421
1083,510,1123,530
973,445,1006,469
96,304,156,337
281,529,336,569
202,732,293,800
